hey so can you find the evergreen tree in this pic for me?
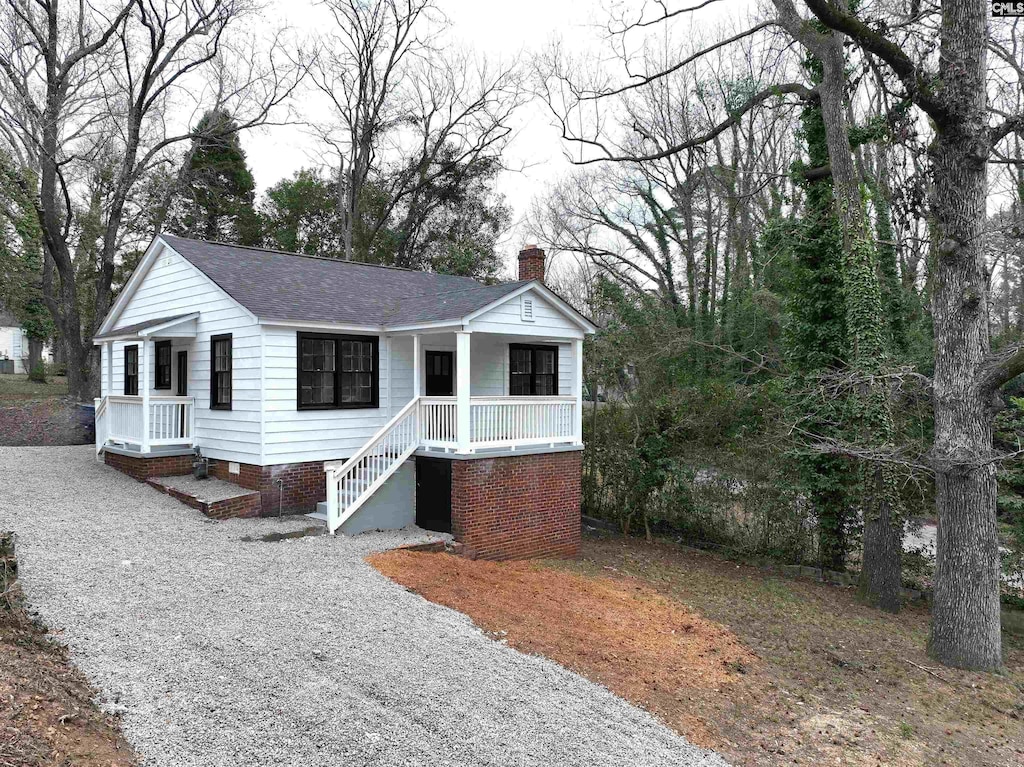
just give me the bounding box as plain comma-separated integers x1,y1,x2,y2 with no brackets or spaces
261,169,347,259
165,109,260,245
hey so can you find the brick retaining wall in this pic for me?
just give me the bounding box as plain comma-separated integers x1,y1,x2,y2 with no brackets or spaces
104,452,326,516
207,459,327,516
145,479,263,520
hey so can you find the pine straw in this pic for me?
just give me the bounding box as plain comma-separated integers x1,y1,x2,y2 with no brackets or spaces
368,549,756,746
371,539,1024,767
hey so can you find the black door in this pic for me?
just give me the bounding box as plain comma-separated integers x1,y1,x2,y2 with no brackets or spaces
416,457,452,533
176,350,188,435
176,351,188,395
425,350,454,396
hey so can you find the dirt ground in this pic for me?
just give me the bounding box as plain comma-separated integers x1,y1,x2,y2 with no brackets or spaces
0,376,88,447
1,535,137,767
370,534,1024,767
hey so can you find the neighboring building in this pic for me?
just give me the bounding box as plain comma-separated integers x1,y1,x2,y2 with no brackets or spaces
92,235,596,559
0,301,53,374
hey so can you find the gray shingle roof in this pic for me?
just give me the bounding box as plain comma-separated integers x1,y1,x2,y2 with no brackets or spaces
160,235,527,327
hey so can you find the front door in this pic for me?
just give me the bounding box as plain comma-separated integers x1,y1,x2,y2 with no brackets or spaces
176,350,188,395
176,350,188,436
425,350,454,396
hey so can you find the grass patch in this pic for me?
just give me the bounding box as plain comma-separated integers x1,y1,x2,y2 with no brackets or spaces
0,374,68,402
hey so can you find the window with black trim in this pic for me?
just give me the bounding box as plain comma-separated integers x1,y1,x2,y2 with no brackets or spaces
509,344,557,396
211,334,232,410
298,332,378,409
124,345,139,396
154,340,172,390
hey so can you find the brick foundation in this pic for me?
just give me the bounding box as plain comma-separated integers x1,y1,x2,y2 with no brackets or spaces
104,451,327,516
208,458,327,516
103,450,194,481
451,451,582,560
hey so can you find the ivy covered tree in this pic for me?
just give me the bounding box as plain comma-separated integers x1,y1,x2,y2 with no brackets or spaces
0,154,54,377
768,57,856,572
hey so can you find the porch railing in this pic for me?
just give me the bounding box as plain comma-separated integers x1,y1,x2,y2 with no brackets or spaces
97,395,195,451
417,395,577,452
420,397,457,447
469,396,576,449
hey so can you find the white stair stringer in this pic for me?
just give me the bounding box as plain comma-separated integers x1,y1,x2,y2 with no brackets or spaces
323,397,421,535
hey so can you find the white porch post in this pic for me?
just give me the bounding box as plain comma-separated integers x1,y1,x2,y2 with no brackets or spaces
140,339,151,453
456,330,471,453
574,338,584,445
104,340,114,397
412,333,422,398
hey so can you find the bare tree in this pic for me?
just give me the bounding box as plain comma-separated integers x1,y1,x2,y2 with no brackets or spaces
0,0,304,399
311,0,523,264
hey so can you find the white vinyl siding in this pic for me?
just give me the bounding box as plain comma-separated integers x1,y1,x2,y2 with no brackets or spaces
467,289,583,339
262,326,394,463
105,245,261,464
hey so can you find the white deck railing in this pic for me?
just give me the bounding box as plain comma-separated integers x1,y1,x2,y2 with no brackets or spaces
469,396,576,449
418,395,577,451
420,397,457,447
96,395,195,452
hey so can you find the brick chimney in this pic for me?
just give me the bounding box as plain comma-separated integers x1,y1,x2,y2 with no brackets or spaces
518,244,546,282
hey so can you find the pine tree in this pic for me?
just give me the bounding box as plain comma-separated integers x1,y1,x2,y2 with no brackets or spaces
165,109,260,245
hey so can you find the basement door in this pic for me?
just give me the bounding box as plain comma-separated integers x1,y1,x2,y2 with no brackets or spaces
415,457,452,534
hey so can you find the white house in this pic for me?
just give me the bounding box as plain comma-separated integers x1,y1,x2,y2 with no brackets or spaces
0,302,53,375
93,235,596,559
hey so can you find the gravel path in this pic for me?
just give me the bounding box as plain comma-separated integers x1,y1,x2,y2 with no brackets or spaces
1,446,727,767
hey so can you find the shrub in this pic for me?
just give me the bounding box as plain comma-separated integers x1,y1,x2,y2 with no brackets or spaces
28,360,47,383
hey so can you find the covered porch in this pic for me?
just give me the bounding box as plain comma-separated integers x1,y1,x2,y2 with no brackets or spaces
400,328,583,454
94,313,197,455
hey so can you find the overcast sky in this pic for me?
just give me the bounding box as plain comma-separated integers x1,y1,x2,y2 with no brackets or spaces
242,0,752,275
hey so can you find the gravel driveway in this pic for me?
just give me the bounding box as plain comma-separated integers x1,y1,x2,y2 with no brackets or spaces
1,446,726,767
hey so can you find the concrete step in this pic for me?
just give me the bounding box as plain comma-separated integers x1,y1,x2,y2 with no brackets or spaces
305,508,328,523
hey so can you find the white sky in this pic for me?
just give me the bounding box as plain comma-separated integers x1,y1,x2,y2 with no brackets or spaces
242,0,752,275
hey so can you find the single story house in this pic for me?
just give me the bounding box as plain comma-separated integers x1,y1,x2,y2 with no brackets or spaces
92,235,596,559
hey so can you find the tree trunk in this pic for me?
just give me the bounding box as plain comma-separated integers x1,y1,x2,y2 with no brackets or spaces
927,0,1002,671
27,337,42,375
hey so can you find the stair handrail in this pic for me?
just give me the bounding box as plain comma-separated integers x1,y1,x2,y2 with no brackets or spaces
324,396,421,533
324,396,421,479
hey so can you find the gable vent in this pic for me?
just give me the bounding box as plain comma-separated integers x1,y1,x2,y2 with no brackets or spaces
521,296,535,322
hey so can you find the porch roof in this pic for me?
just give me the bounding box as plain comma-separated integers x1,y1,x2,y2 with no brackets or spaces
94,312,199,341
